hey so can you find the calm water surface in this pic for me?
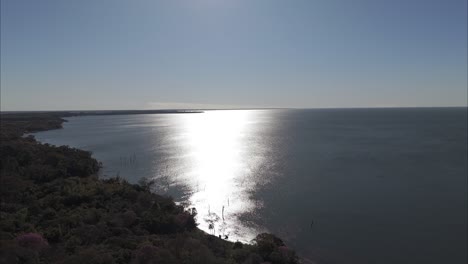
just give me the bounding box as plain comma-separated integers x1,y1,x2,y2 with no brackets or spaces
33,108,467,264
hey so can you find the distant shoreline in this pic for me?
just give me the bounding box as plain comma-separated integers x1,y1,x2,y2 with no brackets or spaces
0,109,203,116
1,106,466,115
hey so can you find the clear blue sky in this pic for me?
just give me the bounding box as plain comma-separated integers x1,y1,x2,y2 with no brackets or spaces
1,0,467,110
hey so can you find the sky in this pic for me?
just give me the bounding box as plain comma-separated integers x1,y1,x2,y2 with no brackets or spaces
1,0,467,111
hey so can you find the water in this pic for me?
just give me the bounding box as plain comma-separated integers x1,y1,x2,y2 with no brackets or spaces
33,108,467,264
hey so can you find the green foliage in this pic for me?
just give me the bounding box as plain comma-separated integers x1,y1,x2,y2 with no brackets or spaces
253,233,299,264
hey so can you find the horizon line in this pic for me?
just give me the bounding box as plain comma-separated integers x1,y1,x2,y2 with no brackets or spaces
1,105,467,113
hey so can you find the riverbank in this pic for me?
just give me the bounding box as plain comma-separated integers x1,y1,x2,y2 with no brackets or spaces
0,112,299,264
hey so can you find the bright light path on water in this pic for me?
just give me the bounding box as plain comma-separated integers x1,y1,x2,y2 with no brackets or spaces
174,110,266,242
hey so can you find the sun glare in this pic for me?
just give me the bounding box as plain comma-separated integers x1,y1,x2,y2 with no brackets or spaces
179,110,261,240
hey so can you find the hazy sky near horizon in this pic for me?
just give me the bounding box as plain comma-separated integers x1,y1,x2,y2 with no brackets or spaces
1,0,467,110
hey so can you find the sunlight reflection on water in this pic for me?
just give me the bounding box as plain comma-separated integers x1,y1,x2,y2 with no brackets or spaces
163,110,270,242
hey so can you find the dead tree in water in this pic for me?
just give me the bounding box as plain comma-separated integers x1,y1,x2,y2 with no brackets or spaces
204,212,220,236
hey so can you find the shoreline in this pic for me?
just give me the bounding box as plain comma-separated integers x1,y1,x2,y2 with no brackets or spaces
0,112,301,264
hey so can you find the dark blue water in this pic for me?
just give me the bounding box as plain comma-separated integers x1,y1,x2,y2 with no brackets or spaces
34,108,467,264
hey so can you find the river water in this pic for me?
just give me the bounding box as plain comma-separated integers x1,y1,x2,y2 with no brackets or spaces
33,108,467,264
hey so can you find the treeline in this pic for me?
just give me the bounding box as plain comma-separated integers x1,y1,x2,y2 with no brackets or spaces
0,113,299,264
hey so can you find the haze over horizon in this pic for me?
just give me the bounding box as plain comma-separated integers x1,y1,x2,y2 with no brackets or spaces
1,0,467,111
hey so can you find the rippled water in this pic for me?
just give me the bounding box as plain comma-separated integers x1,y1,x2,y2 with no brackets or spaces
33,108,467,264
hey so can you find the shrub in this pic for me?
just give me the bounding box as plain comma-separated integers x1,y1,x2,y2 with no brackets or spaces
120,210,138,227
15,233,48,251
133,244,159,262
174,212,197,231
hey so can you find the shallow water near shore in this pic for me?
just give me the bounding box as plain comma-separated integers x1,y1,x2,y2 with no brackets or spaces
33,108,467,264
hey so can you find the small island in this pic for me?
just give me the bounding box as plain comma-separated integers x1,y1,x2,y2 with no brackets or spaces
0,112,299,264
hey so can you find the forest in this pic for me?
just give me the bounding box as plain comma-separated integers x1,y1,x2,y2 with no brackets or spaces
0,112,299,264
